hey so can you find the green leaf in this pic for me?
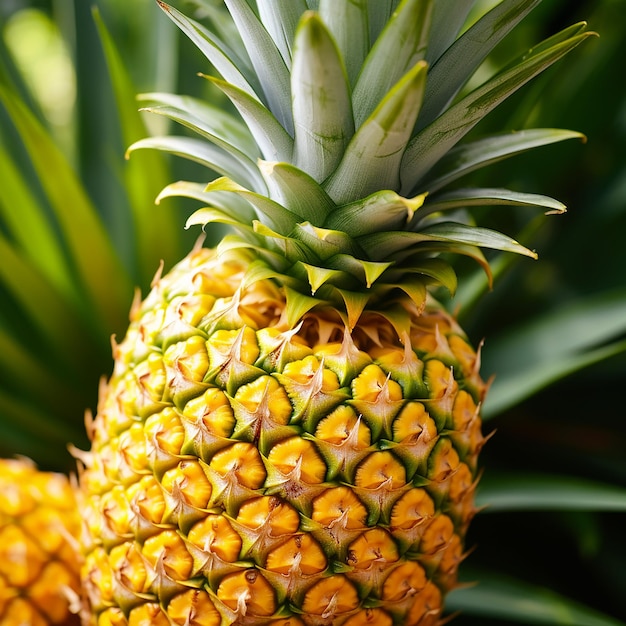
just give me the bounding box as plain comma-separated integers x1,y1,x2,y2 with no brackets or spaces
421,128,586,193
416,0,542,130
385,258,458,295
157,2,261,100
419,187,567,219
0,390,83,467
138,92,258,157
324,60,428,204
425,0,474,66
291,12,354,182
353,0,432,127
365,0,398,44
483,288,626,417
206,177,299,235
0,234,97,376
0,143,73,298
447,573,626,626
127,135,264,192
257,0,308,68
156,180,256,224
324,190,426,237
0,84,131,335
319,0,368,86
476,473,626,512
94,10,185,285
206,75,293,162
401,29,592,194
224,0,293,134
259,161,335,224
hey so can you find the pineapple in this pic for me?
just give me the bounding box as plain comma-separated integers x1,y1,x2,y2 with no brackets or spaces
76,1,591,625
0,458,81,626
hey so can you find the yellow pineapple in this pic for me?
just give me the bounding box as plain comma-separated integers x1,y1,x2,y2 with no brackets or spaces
76,1,590,624
0,458,81,626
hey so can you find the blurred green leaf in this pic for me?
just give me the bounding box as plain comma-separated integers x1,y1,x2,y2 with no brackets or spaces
447,573,626,626
477,474,626,512
483,289,626,417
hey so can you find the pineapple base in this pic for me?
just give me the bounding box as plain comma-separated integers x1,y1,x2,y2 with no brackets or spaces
77,247,486,626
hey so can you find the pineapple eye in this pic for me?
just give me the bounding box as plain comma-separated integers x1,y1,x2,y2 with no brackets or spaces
142,529,194,580
346,528,399,570
161,460,212,509
382,561,428,602
301,575,360,616
390,488,435,531
236,496,300,535
209,442,267,489
354,451,406,490
216,569,277,617
265,534,327,575
311,487,367,530
342,608,393,626
167,589,221,626
187,514,242,562
266,437,326,484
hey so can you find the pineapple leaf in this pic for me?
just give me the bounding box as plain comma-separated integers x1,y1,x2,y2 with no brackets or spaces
477,474,626,512
291,11,354,183
401,29,593,194
224,0,293,134
324,190,427,237
284,286,327,327
127,136,264,192
293,223,364,261
299,263,347,295
447,572,626,626
256,0,308,69
326,255,394,288
423,128,585,193
359,223,536,259
258,161,335,224
416,0,542,131
157,2,261,100
327,287,371,329
156,181,257,224
419,222,538,258
425,0,475,66
206,76,294,162
205,177,299,234
318,0,368,86
385,259,458,295
324,60,428,204
138,92,258,157
366,0,401,44
418,187,567,220
353,0,432,127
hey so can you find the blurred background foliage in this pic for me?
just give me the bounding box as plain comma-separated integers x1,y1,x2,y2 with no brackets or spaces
0,0,625,624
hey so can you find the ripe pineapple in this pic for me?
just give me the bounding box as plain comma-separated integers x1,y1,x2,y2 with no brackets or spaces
0,458,81,626
76,1,590,625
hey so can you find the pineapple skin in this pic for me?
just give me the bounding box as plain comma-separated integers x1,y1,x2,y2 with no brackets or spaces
78,246,486,626
0,458,81,626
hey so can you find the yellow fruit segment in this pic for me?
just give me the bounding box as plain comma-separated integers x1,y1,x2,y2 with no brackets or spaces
0,459,80,626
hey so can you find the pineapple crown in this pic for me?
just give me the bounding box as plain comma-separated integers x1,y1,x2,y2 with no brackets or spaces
130,0,591,329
